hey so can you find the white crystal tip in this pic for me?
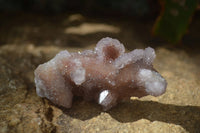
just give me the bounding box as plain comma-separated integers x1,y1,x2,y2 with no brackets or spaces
138,69,167,96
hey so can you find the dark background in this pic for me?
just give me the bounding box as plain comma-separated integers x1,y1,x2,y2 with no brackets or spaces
0,0,199,48
0,0,160,17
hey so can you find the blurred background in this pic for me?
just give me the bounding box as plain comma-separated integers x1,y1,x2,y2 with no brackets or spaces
0,0,199,49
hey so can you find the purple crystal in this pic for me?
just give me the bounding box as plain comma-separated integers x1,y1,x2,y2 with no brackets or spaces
34,37,167,110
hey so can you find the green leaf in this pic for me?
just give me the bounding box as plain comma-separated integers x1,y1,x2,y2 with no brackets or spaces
153,0,198,43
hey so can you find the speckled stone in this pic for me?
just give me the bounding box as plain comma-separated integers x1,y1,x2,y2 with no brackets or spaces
0,43,200,133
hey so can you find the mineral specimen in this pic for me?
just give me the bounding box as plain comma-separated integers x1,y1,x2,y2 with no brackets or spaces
34,37,167,110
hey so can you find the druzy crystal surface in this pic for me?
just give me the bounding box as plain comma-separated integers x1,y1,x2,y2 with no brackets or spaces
34,37,167,110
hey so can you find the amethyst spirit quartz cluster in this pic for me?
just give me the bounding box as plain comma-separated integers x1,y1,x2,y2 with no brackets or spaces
34,37,167,111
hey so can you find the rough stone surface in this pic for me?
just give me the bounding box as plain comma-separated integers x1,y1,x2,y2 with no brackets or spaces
0,13,200,133
34,37,167,111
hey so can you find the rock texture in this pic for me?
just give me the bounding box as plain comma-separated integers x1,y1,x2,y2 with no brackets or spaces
34,37,167,111
0,13,200,133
